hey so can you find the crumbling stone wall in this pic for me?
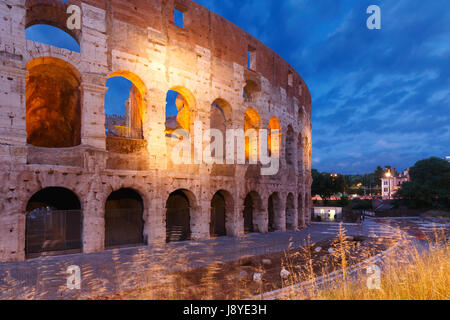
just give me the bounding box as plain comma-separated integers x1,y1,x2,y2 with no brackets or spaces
0,0,313,263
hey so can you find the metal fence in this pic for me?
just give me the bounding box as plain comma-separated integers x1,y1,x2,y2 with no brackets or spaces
26,209,82,258
105,208,145,248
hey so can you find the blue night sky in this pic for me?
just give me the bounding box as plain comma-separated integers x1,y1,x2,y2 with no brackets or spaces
26,0,450,174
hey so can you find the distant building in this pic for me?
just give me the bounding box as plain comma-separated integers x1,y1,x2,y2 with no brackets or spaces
105,114,126,137
313,207,343,222
446,156,450,162
381,168,410,200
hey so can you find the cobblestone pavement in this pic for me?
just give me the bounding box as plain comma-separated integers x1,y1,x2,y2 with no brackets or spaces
0,221,397,300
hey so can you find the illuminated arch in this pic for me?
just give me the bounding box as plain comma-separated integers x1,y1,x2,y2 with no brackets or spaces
105,71,147,140
208,98,232,160
108,71,147,99
25,0,81,45
244,108,262,161
268,117,282,156
170,86,196,111
26,57,81,148
165,86,196,136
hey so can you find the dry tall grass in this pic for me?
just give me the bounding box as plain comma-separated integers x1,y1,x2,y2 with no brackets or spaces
102,225,449,300
294,232,450,300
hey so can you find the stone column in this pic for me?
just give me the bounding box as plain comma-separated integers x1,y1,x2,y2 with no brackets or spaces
235,205,246,237
82,202,105,254
82,177,105,253
190,204,210,241
0,0,27,148
275,204,286,232
146,199,166,245
287,202,298,231
228,205,244,237
79,80,108,150
254,206,268,233
0,66,27,147
79,3,109,150
304,191,311,225
145,88,167,169
0,196,26,262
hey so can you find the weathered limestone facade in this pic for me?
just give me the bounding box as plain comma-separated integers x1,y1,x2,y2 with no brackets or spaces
0,0,313,263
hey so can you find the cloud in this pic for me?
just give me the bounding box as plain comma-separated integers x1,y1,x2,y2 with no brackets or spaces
190,0,450,173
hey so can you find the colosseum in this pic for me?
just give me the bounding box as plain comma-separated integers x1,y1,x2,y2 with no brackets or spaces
0,0,312,266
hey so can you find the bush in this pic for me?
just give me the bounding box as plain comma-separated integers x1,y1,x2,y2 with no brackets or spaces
397,157,450,209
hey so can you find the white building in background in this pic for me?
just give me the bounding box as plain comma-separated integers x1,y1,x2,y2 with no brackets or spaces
313,207,343,222
446,156,450,162
381,168,410,200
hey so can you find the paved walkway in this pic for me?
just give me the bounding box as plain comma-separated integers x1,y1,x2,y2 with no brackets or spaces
0,221,400,300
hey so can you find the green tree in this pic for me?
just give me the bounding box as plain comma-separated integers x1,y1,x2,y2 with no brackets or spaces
373,166,385,188
311,170,346,201
396,157,450,209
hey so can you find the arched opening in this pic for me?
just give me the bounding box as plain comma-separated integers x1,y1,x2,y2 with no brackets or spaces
243,191,262,234
209,99,231,161
211,193,226,237
105,188,145,249
26,57,81,148
243,195,254,233
26,24,80,52
286,193,295,230
210,190,232,237
165,87,196,138
286,126,295,167
298,106,304,124
105,72,146,140
298,193,304,227
268,193,281,232
25,1,81,51
243,80,260,102
166,189,194,242
268,117,282,157
25,187,82,259
298,133,304,173
244,108,261,162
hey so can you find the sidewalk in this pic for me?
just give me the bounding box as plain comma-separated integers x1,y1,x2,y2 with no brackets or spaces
0,222,373,300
